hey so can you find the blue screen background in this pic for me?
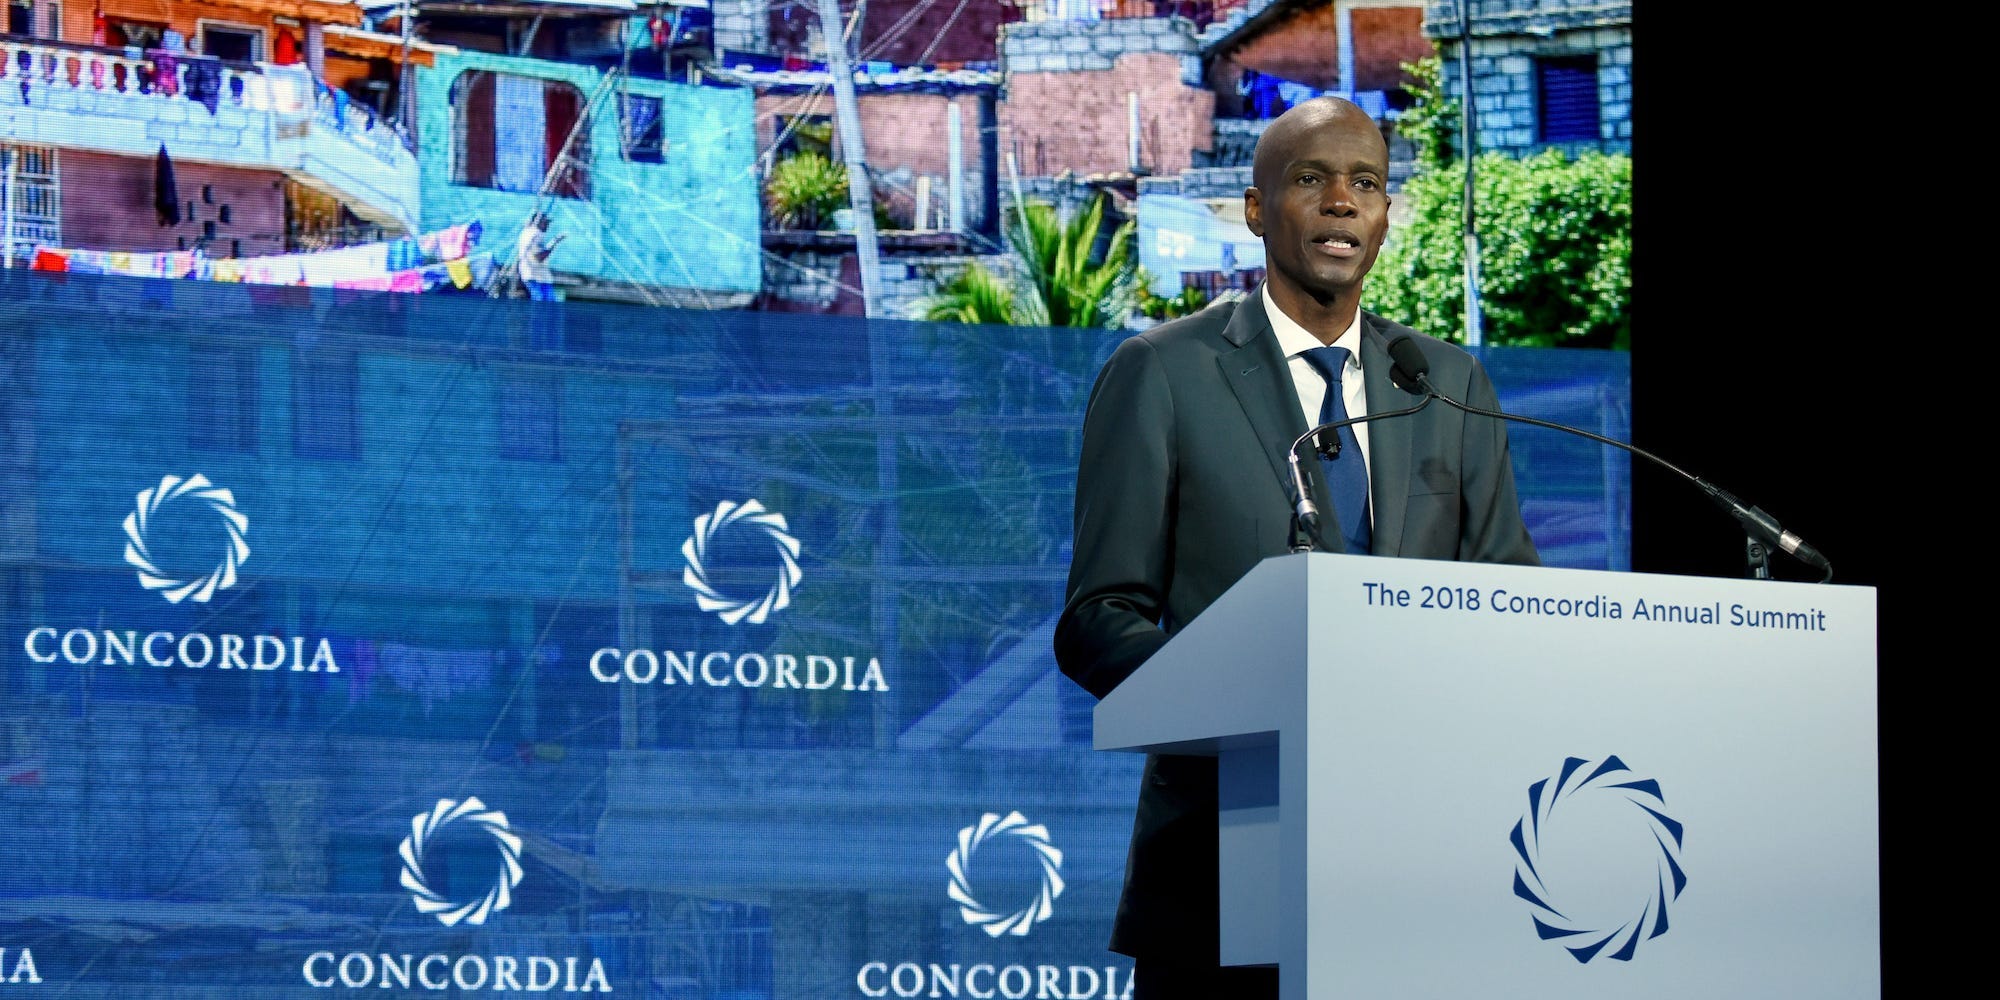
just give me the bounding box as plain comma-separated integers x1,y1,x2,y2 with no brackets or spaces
0,270,1627,997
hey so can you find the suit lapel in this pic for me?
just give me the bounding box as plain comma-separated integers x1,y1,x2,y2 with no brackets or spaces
1359,315,1414,557
1215,290,1311,508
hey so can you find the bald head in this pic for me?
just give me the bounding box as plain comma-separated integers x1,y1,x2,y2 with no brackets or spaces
1251,96,1388,193
1241,94,1392,333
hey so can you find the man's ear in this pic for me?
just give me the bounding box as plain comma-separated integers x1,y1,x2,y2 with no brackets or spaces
1243,187,1264,237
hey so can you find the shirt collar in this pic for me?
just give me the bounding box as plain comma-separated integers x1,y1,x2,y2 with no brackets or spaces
1263,284,1363,370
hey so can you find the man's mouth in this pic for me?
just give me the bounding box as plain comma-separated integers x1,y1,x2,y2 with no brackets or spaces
1313,233,1361,256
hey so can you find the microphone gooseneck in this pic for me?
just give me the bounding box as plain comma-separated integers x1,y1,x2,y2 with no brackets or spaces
1380,335,1831,582
1287,334,1831,581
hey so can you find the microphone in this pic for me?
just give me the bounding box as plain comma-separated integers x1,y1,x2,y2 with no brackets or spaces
1286,349,1434,553
1286,448,1321,552
1364,334,1833,582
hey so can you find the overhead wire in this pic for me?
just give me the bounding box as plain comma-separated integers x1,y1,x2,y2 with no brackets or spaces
461,0,1009,308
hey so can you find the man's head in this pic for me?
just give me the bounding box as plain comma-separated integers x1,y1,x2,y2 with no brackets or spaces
1244,96,1391,321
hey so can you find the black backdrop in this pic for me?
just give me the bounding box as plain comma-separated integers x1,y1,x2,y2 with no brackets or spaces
1630,4,1906,989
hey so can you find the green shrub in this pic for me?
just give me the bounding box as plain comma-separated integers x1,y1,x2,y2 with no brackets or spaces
919,192,1140,329
1134,267,1211,320
1010,193,1139,329
1394,53,1458,171
1367,49,1631,348
1366,149,1630,348
765,151,848,230
920,261,1018,325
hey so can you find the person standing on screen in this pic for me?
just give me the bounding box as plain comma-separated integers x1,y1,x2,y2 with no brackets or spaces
1053,96,1540,999
517,211,566,350
517,211,564,303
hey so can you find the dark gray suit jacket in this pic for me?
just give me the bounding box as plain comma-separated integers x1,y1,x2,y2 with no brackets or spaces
1054,288,1539,961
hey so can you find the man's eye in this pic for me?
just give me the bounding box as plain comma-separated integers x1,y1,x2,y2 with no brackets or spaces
1297,174,1320,185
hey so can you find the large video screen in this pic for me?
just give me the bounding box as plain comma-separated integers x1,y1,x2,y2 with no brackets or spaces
2,1,1631,995
1,269,1624,995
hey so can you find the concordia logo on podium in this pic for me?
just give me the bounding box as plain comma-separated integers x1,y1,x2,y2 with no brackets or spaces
588,499,890,695
20,474,343,677
1511,756,1688,963
303,797,612,992
856,812,1133,999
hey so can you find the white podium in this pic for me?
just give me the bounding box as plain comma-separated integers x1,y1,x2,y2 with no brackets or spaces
1095,553,1878,999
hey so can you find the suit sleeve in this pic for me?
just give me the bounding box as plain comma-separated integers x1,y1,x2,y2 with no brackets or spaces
1053,336,1175,700
1459,359,1542,566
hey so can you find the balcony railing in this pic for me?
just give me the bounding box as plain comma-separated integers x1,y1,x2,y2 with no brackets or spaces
3,35,269,116
307,77,413,171
1006,0,1229,29
0,34,418,231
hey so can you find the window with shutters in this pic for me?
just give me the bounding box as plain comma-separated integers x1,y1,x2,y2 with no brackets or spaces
450,70,591,199
1535,55,1601,144
620,94,665,164
499,370,562,462
293,347,360,460
1,144,60,266
188,342,259,454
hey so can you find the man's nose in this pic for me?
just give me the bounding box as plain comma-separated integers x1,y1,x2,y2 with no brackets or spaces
1319,179,1357,215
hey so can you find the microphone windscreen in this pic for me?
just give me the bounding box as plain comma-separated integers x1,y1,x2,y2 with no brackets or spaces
1386,335,1430,389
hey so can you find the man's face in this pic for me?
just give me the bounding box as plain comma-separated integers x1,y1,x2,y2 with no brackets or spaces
1244,110,1391,304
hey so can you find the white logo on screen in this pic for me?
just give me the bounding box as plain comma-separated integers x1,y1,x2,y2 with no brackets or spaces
122,473,250,603
680,499,802,625
398,797,524,927
947,811,1066,938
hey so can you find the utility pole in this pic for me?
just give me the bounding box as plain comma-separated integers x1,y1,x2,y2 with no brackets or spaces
814,0,882,317
396,1,416,148
2,149,16,269
1457,0,1485,346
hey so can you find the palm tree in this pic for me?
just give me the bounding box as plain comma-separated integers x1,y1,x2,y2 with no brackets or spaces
920,260,1018,325
919,191,1139,328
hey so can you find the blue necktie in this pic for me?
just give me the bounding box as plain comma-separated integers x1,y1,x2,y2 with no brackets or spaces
1301,346,1372,554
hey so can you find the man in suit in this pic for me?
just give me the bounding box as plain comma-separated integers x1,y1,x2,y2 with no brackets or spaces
1054,96,1540,998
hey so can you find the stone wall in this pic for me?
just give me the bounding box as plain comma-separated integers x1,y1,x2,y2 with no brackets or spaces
761,248,1019,320
999,13,1204,80
1437,27,1631,155
1192,117,1416,185
1004,175,1117,218
879,252,1020,320
1000,50,1214,177
1423,1,1633,156
761,249,860,313
1138,164,1252,200
712,0,770,55
1193,116,1268,168
1424,0,1631,36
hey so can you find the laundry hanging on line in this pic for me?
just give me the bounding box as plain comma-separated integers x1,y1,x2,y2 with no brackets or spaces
33,221,487,292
